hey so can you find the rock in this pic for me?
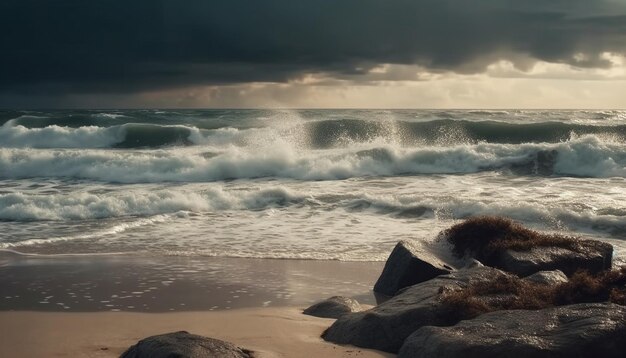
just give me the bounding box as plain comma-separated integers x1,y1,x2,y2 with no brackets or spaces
495,240,613,277
399,303,626,358
303,296,362,319
323,266,509,353
524,270,568,285
444,217,613,277
464,258,484,269
120,331,251,358
373,240,454,296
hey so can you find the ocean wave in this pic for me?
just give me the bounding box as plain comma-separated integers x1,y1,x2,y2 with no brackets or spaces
2,186,625,244
0,187,305,221
0,110,260,130
3,113,626,150
346,193,624,224
0,215,170,248
0,135,624,182
303,118,626,147
346,195,626,239
0,121,214,149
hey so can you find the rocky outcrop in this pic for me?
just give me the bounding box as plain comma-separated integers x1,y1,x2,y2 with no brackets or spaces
120,331,252,358
323,266,509,353
321,219,622,356
373,240,454,296
495,239,613,277
398,303,626,358
523,269,568,285
303,296,362,319
443,216,613,277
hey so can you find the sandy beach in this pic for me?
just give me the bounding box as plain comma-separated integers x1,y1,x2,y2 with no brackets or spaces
2,0,626,355
0,251,390,357
0,308,393,357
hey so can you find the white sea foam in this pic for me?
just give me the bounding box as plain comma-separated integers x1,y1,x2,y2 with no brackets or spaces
0,135,624,182
0,120,124,148
2,177,625,259
0,187,303,221
94,113,128,119
1,181,625,241
0,120,217,149
345,193,626,232
0,215,170,248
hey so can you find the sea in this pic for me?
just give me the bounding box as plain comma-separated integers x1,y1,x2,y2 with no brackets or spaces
1,109,626,263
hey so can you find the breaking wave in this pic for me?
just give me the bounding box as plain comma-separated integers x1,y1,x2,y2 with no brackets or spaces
3,112,626,149
2,185,625,242
0,215,171,249
305,118,626,147
0,135,624,182
0,187,304,221
0,120,209,148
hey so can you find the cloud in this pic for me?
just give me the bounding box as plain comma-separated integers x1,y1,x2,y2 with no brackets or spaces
0,0,625,99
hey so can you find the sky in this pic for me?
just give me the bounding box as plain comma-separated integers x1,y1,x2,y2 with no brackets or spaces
1,0,626,109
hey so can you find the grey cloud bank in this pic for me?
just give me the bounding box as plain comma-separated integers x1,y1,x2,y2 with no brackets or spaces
1,0,625,106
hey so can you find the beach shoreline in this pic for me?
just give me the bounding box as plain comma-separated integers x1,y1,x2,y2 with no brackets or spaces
0,251,384,312
0,308,393,357
0,252,389,356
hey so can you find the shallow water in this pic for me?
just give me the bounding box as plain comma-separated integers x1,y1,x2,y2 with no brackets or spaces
0,253,381,311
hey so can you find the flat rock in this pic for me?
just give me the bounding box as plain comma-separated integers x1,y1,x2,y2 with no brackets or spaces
399,303,626,358
373,240,454,296
303,296,362,319
524,270,568,285
120,331,251,358
495,240,613,277
323,266,509,353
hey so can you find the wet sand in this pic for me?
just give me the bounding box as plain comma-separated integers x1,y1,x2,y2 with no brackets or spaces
0,251,389,357
0,251,383,312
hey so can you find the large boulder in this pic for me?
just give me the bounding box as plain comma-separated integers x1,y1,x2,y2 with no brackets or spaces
323,266,509,353
120,331,251,358
373,240,454,296
495,240,613,277
399,303,626,358
303,296,362,319
443,217,613,277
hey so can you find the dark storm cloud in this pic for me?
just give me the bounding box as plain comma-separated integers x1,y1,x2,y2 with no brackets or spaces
1,0,625,95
